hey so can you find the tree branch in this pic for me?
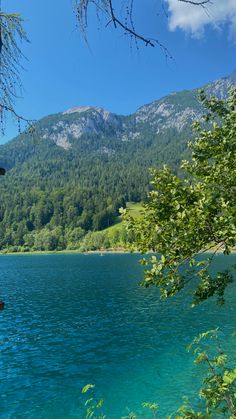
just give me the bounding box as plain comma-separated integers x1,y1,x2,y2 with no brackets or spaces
0,103,31,123
75,0,212,54
0,26,3,55
0,103,35,135
178,0,211,4
107,0,155,47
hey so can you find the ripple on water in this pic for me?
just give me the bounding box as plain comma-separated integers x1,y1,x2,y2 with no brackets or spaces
0,253,235,418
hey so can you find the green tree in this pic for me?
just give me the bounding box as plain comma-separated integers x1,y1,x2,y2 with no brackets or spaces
65,226,86,249
175,330,236,418
93,208,115,231
128,88,236,306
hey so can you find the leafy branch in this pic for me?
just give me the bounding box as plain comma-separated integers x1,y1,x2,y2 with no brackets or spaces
126,88,236,305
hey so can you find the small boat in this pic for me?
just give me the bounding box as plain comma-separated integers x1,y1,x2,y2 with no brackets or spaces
0,301,5,310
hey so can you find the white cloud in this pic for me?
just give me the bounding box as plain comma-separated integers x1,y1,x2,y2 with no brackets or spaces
166,0,236,40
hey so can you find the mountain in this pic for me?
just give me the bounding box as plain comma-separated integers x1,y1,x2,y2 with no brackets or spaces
0,70,235,252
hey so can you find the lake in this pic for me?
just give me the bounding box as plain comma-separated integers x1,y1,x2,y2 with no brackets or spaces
0,253,235,418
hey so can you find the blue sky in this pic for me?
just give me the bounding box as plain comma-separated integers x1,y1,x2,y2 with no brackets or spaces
2,0,236,143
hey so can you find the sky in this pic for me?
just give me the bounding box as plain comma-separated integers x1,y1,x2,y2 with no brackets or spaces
1,0,236,143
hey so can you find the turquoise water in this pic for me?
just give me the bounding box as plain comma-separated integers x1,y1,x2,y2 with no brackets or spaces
0,253,235,418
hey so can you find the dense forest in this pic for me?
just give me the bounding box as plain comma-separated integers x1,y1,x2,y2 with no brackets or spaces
0,71,235,252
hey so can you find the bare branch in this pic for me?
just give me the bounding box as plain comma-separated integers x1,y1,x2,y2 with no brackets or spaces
178,0,210,4
74,0,212,55
0,102,35,136
0,12,29,133
107,0,155,47
0,103,33,124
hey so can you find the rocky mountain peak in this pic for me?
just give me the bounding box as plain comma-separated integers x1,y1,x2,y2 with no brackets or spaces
41,106,122,150
63,105,117,122
63,106,95,115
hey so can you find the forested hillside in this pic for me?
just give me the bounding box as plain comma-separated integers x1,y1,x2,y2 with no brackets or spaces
0,71,235,252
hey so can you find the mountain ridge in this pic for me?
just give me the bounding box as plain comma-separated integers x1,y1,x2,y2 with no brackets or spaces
29,69,236,151
0,70,235,252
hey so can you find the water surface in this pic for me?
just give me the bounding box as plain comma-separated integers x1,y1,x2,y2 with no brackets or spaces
0,253,235,418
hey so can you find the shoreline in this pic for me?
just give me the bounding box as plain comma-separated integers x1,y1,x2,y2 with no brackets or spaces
0,248,130,256
0,247,235,256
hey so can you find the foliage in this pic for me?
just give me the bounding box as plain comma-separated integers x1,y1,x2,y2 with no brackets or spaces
82,383,159,418
127,88,236,305
173,330,236,418
0,12,31,131
0,176,127,251
81,384,105,419
142,402,159,418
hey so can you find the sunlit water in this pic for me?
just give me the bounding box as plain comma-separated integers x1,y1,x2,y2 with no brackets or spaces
0,253,235,418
